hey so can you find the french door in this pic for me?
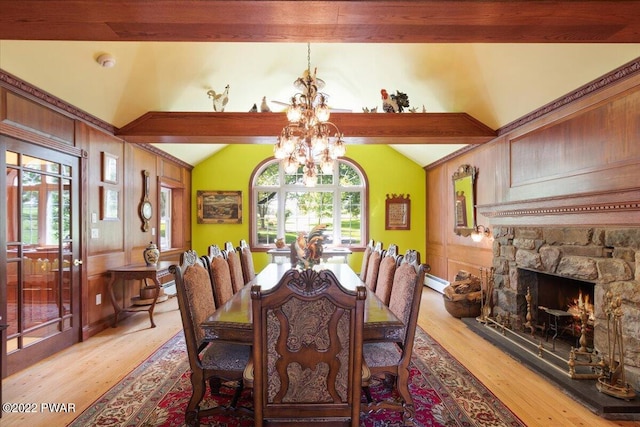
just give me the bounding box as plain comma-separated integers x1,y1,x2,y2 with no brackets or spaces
1,137,82,375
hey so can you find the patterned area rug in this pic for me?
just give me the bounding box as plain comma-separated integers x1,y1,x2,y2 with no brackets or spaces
68,327,525,426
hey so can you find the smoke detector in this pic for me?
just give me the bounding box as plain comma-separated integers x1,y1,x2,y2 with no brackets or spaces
96,53,116,68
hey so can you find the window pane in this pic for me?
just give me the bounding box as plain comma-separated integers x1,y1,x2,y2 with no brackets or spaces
160,187,171,250
284,167,304,185
23,155,59,174
256,191,278,245
284,192,334,240
6,151,18,166
339,163,362,186
22,171,40,245
45,177,60,246
317,168,333,185
341,191,362,245
253,159,365,248
256,163,280,186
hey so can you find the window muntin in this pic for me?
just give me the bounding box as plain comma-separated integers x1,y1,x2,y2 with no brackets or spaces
253,159,366,248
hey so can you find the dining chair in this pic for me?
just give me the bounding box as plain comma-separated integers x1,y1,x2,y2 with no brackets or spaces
170,250,251,427
359,239,374,282
364,242,384,292
224,241,246,293
374,244,402,305
362,250,429,425
247,268,367,427
238,239,256,284
203,244,235,308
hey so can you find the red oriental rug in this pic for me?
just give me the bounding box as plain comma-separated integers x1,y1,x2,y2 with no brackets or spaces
68,327,525,426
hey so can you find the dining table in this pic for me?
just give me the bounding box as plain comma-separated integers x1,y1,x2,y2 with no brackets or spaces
201,262,404,344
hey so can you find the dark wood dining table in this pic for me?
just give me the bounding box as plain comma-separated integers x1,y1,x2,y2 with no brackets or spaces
201,263,404,344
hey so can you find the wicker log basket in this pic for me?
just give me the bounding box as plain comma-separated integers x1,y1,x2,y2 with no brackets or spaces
442,270,482,318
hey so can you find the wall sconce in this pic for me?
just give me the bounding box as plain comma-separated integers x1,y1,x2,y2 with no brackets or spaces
471,225,491,242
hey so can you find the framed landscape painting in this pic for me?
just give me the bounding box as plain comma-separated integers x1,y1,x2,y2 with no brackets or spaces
197,190,242,224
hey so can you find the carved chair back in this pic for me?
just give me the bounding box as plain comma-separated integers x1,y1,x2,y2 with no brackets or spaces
224,241,245,293
203,244,234,308
251,268,366,426
364,242,384,291
238,239,256,284
359,239,375,282
374,243,402,305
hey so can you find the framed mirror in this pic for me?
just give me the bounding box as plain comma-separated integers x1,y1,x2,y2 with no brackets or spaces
452,164,476,236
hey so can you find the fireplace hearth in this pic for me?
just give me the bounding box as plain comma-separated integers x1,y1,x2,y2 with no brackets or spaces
463,317,640,420
486,226,640,410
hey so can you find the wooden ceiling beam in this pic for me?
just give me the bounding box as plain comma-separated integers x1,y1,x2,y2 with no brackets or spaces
2,1,640,43
116,112,496,145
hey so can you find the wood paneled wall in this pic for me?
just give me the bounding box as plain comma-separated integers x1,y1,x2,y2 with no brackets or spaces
0,78,193,340
426,70,640,283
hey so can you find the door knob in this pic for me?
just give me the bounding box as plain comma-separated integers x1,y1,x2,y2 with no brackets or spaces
73,259,83,266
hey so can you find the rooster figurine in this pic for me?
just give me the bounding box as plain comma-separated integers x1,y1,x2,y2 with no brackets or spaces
293,224,327,269
381,89,410,113
207,84,230,112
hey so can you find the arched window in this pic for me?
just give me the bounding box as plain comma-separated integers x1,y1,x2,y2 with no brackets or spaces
251,158,367,249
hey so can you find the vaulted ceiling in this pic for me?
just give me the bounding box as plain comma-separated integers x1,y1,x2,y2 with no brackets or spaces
2,1,640,166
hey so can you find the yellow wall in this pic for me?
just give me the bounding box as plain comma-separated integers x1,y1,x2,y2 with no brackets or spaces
192,144,426,272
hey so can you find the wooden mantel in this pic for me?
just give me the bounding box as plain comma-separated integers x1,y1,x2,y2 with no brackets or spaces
116,112,496,145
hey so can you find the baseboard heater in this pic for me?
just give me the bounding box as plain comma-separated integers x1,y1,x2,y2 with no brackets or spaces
162,280,177,296
424,273,449,294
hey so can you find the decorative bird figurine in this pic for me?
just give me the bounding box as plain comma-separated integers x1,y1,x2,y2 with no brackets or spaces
381,89,397,113
248,103,258,113
260,96,271,112
381,89,410,113
207,84,230,112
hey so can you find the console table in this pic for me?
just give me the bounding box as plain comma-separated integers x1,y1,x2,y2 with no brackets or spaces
107,261,173,328
267,247,352,264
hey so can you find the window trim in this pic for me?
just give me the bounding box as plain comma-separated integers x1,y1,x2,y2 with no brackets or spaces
249,156,369,252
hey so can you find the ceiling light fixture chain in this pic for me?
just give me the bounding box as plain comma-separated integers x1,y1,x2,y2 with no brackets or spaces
273,43,346,187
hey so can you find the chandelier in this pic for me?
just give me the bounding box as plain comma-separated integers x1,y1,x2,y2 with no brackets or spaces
273,44,346,187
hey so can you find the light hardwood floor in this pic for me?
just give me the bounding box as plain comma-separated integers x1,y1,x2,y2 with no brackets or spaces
2,288,637,426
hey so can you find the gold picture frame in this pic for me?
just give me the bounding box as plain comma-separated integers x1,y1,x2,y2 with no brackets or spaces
385,194,410,230
100,186,119,220
101,152,118,184
197,190,242,224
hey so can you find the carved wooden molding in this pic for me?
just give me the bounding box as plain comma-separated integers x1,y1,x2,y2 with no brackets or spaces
0,69,116,135
497,58,640,136
477,188,640,218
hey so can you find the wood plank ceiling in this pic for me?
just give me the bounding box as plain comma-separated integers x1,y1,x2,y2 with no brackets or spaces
3,1,640,145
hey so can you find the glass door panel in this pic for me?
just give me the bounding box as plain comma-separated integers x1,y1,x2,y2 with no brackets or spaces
2,141,81,373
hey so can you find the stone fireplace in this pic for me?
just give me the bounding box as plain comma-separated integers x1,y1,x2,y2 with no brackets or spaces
490,226,640,391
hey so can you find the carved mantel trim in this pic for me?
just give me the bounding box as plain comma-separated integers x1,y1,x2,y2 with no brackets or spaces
477,188,640,221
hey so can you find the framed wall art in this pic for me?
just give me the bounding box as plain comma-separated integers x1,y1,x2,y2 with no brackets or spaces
385,193,411,230
197,190,242,224
100,186,119,221
101,152,118,184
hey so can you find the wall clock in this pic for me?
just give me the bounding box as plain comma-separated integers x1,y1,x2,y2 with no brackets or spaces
139,170,152,231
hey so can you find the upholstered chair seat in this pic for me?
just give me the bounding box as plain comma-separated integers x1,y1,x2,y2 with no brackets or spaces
201,341,250,371
363,341,401,367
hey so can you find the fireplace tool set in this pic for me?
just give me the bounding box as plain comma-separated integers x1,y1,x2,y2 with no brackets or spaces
476,267,494,323
596,290,636,400
477,270,636,400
